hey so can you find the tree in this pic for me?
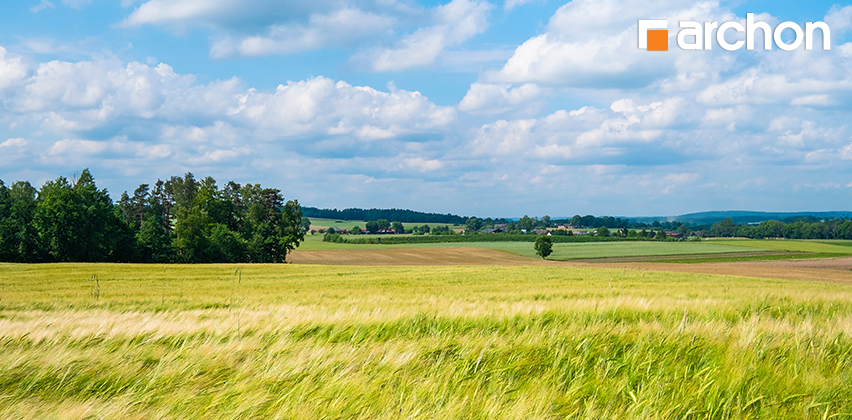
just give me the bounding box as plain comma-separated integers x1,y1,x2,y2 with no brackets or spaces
597,226,610,237
377,219,390,231
710,218,737,237
365,220,379,234
465,217,482,232
534,236,553,259
518,215,535,232
278,199,305,262
391,221,404,234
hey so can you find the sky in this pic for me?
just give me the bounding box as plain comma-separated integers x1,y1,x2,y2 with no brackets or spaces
0,0,851,218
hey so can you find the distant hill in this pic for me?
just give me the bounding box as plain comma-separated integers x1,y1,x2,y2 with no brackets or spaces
301,207,468,224
631,211,852,226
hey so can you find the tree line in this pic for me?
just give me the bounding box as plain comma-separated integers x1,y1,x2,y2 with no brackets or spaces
707,218,852,239
0,169,305,263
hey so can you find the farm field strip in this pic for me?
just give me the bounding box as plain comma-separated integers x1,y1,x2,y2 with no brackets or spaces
1,263,851,419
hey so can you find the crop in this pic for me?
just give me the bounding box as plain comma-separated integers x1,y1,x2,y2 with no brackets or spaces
0,263,850,419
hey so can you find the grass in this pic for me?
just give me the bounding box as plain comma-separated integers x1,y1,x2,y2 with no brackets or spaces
1,263,851,419
299,237,852,262
711,240,852,255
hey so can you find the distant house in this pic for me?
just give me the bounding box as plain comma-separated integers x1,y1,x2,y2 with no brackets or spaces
533,229,551,236
452,228,465,233
481,228,503,234
667,232,683,238
573,230,590,235
494,223,507,228
558,224,575,230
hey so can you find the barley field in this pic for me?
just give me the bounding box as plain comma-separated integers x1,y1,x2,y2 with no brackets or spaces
1,263,851,419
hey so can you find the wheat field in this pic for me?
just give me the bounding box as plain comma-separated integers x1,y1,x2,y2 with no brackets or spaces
0,263,850,419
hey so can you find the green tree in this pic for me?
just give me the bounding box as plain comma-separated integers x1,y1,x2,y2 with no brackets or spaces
710,218,737,237
278,199,305,262
172,206,211,263
518,215,535,232
377,219,390,231
365,220,379,234
208,224,247,263
597,226,610,237
136,214,173,262
391,221,404,234
534,236,553,259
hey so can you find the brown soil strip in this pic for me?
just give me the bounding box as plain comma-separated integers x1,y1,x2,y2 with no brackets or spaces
289,247,555,266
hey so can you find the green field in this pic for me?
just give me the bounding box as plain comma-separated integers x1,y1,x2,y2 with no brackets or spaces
1,263,851,419
300,236,852,261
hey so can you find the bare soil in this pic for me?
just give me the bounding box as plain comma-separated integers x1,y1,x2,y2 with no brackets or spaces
289,247,554,266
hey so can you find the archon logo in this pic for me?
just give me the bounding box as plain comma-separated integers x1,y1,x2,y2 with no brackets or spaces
639,14,831,51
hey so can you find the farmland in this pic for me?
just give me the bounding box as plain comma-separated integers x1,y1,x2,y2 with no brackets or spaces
1,263,852,419
298,235,852,262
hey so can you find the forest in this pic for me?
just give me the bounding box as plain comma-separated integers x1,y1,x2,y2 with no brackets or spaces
0,169,304,263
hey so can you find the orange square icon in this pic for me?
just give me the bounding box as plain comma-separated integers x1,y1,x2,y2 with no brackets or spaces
647,29,668,51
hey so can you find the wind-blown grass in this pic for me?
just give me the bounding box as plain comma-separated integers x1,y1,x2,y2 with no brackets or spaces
1,263,851,419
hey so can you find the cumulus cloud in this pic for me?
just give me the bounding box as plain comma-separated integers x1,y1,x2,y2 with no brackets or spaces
0,52,454,145
468,96,686,162
488,0,730,86
211,8,394,57
357,0,492,71
121,0,490,65
30,0,55,13
458,83,547,116
0,47,30,91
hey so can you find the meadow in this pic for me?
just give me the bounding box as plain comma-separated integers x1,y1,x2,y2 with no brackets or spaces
1,263,851,419
299,235,852,261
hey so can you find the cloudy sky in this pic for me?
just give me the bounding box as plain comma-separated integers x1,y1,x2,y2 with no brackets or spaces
1,0,851,217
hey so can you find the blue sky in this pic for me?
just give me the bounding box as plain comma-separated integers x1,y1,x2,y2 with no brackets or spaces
1,0,851,217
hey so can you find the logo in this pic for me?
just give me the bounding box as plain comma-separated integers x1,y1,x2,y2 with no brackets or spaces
638,14,831,51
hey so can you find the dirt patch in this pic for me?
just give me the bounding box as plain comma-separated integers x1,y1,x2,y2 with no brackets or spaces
289,247,554,266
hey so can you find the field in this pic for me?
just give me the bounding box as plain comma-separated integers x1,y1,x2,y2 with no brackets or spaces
1,263,852,419
307,218,462,231
298,235,852,261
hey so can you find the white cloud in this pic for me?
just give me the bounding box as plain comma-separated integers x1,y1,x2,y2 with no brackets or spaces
30,0,55,13
0,138,29,149
488,0,731,86
121,0,243,27
404,157,443,171
504,0,533,11
0,51,456,144
211,8,395,57
0,47,30,91
458,83,546,116
361,0,491,71
825,5,852,37
230,77,455,139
